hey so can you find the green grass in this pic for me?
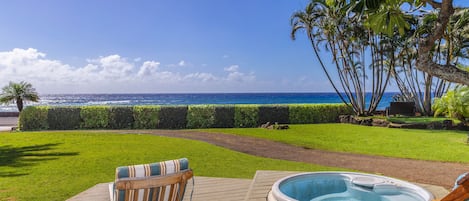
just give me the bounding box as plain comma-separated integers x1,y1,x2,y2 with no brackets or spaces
199,123,469,163
4,124,469,200
0,131,339,201
387,116,457,124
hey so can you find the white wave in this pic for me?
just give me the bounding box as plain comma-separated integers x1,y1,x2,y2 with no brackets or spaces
86,100,132,105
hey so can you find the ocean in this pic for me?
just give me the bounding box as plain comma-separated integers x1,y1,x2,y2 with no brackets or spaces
0,92,399,112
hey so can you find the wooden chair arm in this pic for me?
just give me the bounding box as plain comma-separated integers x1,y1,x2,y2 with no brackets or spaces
438,174,469,201
115,169,193,190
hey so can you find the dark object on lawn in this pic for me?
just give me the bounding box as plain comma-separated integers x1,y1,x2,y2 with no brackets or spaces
386,102,416,116
443,120,453,130
261,122,273,129
276,124,289,129
261,122,289,130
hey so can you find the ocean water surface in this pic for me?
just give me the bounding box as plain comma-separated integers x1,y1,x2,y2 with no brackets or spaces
0,92,399,112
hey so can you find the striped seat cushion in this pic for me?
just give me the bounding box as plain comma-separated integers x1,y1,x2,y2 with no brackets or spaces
112,158,190,201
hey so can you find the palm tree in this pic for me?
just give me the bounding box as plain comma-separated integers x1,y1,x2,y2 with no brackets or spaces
290,0,349,106
291,0,392,116
0,81,40,112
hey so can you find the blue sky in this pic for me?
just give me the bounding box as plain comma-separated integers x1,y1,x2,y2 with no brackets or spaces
0,0,467,94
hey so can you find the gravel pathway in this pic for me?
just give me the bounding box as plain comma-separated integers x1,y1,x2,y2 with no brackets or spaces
123,129,467,189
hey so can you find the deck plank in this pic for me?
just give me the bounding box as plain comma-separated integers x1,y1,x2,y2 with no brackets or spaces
67,176,252,201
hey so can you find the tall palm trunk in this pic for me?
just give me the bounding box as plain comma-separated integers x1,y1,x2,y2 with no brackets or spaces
423,75,432,115
16,97,23,112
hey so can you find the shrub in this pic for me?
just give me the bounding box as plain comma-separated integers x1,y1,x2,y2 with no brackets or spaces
109,107,134,129
159,106,188,129
289,104,350,124
433,86,469,123
234,105,259,128
48,107,81,130
80,106,110,129
337,104,354,116
213,105,235,128
258,105,289,125
187,105,215,128
19,106,49,131
133,106,161,129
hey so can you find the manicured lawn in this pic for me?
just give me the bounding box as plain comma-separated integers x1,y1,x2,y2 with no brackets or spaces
199,123,469,163
0,131,339,201
3,124,468,200
387,116,457,124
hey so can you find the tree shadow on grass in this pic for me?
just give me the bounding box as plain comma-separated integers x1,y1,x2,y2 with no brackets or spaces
0,143,79,177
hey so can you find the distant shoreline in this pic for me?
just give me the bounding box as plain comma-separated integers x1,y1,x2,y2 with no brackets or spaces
0,92,399,112
0,112,19,117
36,92,402,95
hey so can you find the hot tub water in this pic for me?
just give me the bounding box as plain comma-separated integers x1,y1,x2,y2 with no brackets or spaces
268,172,434,201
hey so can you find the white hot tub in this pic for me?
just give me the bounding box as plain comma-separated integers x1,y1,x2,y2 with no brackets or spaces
268,172,434,201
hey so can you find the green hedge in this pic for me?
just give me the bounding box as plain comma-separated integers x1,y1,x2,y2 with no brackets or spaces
80,106,110,129
234,105,259,128
133,106,160,129
109,107,134,129
187,105,215,129
258,105,289,125
213,105,235,128
158,106,188,129
48,107,81,130
18,104,351,130
19,106,49,130
289,104,352,124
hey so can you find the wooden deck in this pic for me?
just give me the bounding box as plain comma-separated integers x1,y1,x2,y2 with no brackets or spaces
67,170,450,201
67,176,252,201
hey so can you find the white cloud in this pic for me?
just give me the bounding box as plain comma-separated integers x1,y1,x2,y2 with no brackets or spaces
224,65,239,72
0,48,78,83
0,48,260,93
89,55,134,79
178,60,186,66
223,65,255,82
137,61,160,77
184,72,217,82
167,60,190,68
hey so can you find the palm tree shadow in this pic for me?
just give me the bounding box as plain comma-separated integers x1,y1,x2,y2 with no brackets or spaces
0,143,79,177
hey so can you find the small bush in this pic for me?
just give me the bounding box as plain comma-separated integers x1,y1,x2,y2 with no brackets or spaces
258,105,289,125
213,105,235,128
48,107,81,130
133,106,160,129
234,105,259,128
109,107,134,129
159,106,188,129
187,105,215,128
19,106,49,131
80,106,110,129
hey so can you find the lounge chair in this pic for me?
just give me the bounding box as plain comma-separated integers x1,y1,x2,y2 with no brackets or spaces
438,173,469,201
110,158,193,201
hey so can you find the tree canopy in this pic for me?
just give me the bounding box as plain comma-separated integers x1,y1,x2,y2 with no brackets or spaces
0,81,39,112
355,0,469,86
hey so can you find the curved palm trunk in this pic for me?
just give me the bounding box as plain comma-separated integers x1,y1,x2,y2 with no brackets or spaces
307,32,351,109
